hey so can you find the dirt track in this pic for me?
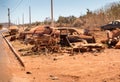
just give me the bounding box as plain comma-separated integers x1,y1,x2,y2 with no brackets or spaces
17,48,120,82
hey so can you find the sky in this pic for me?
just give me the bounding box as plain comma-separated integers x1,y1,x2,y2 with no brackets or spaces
0,0,119,24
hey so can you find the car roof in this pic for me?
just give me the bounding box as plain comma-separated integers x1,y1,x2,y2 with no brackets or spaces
109,20,120,24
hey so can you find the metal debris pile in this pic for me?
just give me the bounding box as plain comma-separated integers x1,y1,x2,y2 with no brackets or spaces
9,25,105,54
6,19,120,55
101,28,120,49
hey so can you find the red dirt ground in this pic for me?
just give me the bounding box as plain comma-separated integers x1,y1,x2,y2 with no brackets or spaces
6,30,120,82
20,49,120,82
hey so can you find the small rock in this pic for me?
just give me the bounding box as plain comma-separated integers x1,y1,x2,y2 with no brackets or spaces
49,75,54,77
51,76,59,80
26,71,32,74
53,58,57,61
49,75,59,80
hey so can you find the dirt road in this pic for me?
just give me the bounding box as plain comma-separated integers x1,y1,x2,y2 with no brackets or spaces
0,29,32,82
0,34,12,82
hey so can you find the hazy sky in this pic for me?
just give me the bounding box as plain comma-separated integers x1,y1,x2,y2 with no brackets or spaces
0,0,119,24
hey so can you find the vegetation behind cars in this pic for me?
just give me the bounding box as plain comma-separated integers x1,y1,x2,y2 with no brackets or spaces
27,1,120,31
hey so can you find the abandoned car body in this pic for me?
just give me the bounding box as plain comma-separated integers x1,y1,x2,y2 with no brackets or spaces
17,26,104,53
57,27,96,46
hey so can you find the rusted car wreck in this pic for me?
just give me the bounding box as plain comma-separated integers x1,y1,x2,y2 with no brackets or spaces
17,26,104,53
